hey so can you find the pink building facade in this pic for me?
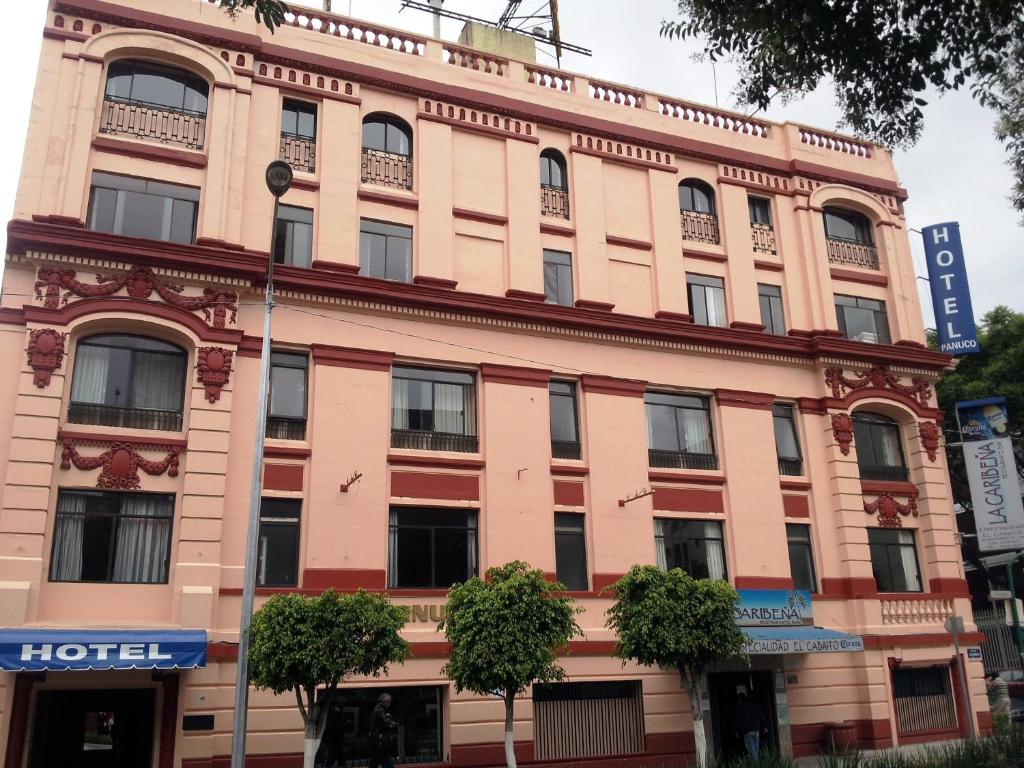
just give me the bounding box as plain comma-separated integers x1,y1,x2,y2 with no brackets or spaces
0,1,988,766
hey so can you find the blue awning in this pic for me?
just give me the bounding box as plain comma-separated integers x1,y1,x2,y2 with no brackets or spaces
0,629,207,671
743,626,864,655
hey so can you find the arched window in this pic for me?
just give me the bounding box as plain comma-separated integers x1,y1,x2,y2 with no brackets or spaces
678,179,719,244
852,411,908,482
101,60,209,149
540,149,567,190
361,113,413,190
68,334,188,431
823,207,873,245
539,149,570,219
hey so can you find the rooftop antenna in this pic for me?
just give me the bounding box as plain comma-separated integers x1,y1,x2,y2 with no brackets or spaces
399,0,591,59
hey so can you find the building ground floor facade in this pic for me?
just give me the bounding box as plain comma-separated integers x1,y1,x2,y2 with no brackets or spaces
0,598,992,768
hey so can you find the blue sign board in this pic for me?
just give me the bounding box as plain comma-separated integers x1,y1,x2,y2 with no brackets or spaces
0,629,207,671
735,589,812,626
921,222,979,355
956,397,1012,442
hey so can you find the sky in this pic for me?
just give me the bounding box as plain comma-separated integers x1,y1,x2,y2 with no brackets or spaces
1,0,1020,328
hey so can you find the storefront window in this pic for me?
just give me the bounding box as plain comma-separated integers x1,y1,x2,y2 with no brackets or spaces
316,686,443,767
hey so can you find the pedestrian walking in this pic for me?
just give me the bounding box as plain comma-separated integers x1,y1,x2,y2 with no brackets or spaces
986,673,1011,715
734,692,767,763
368,693,398,768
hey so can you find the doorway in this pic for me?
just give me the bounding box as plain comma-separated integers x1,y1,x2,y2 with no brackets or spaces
708,670,778,760
28,688,156,768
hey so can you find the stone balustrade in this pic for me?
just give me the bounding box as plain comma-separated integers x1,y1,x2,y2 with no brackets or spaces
880,597,955,626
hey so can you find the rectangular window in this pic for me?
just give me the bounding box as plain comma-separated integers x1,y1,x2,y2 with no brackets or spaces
772,404,802,476
868,528,922,592
359,219,412,283
892,667,958,735
319,686,442,765
388,507,478,589
686,274,727,327
49,490,174,584
786,524,817,592
645,392,717,470
280,99,316,139
272,205,313,268
257,498,300,587
835,294,891,344
267,352,308,440
549,381,580,460
534,681,644,760
87,172,199,244
758,283,786,335
543,250,574,306
748,196,772,225
391,367,477,452
554,513,587,591
654,518,727,580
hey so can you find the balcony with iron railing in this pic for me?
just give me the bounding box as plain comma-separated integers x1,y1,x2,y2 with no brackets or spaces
826,237,880,270
99,97,206,150
266,417,307,441
551,441,582,461
541,185,570,219
361,147,413,190
67,403,183,432
392,429,478,453
859,464,909,482
280,132,316,173
751,223,777,255
777,458,803,476
680,211,720,245
648,449,719,471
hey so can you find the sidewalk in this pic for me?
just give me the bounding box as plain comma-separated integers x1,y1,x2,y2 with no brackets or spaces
794,740,964,767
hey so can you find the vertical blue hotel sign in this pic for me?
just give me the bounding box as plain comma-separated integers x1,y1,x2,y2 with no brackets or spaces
921,222,979,355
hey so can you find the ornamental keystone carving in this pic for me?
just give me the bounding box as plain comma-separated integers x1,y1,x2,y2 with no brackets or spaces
831,412,854,455
26,328,66,388
824,366,932,407
918,420,940,462
61,440,180,489
864,493,919,528
35,265,238,329
196,347,233,403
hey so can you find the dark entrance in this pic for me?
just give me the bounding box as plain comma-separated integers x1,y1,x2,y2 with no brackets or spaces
708,670,778,760
29,688,156,768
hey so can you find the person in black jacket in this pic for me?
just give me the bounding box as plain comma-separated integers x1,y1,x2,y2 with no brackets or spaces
368,693,397,768
734,692,767,762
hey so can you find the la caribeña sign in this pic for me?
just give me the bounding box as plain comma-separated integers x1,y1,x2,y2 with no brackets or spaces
734,589,812,626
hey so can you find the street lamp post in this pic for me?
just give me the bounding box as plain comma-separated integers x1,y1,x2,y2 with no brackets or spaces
230,160,294,768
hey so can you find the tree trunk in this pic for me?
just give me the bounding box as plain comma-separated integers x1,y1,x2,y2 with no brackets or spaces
680,667,708,767
303,715,319,768
504,690,517,768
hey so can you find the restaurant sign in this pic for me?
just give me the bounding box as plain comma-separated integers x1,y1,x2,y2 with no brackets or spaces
735,589,812,626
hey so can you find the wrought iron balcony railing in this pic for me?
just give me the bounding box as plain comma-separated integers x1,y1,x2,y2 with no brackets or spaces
391,429,478,453
826,237,879,270
540,185,570,219
777,457,804,476
98,97,206,150
648,449,719,471
361,147,413,190
280,132,316,173
751,223,777,255
266,417,307,441
551,440,582,460
67,403,183,432
680,211,721,245
859,464,909,482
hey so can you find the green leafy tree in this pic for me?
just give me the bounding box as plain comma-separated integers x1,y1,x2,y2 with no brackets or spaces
248,589,410,768
216,0,289,31
605,565,748,766
439,561,583,768
660,1,1024,217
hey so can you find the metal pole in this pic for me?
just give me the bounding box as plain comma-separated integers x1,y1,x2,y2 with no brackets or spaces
231,161,291,768
1007,553,1024,664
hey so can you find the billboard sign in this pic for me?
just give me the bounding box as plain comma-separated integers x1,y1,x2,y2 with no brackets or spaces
734,589,812,626
957,397,1024,551
922,222,979,355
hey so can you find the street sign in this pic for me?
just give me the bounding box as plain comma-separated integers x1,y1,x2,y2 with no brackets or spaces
921,222,979,355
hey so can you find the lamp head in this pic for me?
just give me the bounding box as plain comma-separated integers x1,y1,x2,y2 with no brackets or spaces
265,160,293,198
